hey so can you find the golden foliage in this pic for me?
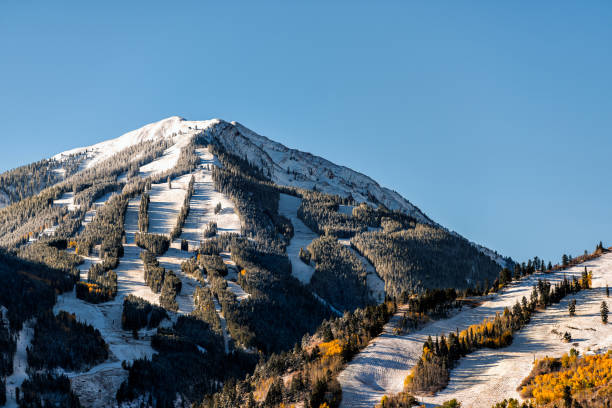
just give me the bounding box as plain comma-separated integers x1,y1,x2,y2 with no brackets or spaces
521,351,612,405
318,339,344,360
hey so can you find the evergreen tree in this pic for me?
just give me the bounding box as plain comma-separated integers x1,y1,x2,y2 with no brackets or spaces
568,299,576,317
601,301,608,324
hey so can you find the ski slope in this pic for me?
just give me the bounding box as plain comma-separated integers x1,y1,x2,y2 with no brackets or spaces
338,256,603,408
278,194,318,284
339,238,385,304
422,252,612,408
278,193,343,315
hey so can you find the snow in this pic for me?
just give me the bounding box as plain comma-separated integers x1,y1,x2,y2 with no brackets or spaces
338,256,604,408
146,174,189,236
338,205,354,216
138,136,188,179
226,280,251,302
226,121,433,225
278,194,318,284
205,276,232,354
54,191,79,211
338,239,385,304
157,245,199,316
0,191,9,208
422,252,612,408
51,194,171,405
188,148,241,238
114,196,163,305
4,319,35,408
82,191,117,229
52,115,504,267
53,117,219,173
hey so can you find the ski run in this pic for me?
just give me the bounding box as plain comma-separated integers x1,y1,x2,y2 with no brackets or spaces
338,251,612,408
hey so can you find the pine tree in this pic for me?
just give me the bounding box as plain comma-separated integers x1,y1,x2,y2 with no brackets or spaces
568,299,576,317
601,301,609,324
562,254,569,266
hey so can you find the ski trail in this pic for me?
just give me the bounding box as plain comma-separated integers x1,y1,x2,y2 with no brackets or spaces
278,193,341,316
338,255,606,408
422,252,612,408
339,239,385,304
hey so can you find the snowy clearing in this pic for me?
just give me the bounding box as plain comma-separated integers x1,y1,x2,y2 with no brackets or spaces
54,191,79,211
338,256,603,408
338,205,354,216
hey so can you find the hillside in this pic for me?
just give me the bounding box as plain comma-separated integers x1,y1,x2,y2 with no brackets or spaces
0,116,512,407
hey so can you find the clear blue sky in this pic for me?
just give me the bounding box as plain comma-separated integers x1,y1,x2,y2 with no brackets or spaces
1,2,611,263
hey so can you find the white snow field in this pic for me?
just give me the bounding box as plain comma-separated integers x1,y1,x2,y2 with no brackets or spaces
4,320,35,408
338,254,612,408
146,174,189,236
422,252,612,408
53,191,78,211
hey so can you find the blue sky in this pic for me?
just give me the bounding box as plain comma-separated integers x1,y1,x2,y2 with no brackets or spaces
1,2,611,263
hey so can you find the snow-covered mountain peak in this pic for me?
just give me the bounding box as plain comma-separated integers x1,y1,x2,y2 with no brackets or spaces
49,116,435,224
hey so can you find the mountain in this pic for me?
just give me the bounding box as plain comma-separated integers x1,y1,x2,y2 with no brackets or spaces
0,116,509,407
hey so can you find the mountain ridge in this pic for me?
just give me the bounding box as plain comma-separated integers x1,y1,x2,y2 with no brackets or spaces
48,116,507,266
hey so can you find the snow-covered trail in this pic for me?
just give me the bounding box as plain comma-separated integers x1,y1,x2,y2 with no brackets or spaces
422,252,612,408
278,193,343,315
338,258,595,408
147,174,189,236
278,194,318,285
191,148,241,237
4,320,35,408
339,239,385,304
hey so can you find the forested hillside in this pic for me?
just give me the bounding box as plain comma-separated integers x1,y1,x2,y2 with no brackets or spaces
0,117,514,408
